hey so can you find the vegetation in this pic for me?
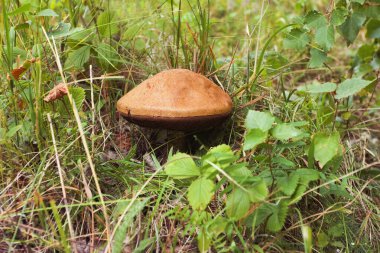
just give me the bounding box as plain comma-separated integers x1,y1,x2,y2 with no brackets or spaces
1,0,379,252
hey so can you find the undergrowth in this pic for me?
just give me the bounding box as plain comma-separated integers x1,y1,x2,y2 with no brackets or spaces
0,0,379,252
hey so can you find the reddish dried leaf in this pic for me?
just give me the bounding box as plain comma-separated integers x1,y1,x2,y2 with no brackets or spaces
44,83,68,102
7,67,27,81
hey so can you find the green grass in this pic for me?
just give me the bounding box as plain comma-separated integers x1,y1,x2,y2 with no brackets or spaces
1,0,379,252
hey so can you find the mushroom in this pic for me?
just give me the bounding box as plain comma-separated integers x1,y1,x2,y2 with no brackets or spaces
117,69,233,132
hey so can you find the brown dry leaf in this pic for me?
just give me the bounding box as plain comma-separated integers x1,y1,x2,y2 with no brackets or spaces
44,83,68,102
7,67,27,81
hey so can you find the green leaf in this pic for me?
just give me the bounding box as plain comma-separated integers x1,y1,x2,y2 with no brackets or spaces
271,123,304,141
335,78,372,99
366,19,380,39
9,3,31,16
197,227,211,253
243,129,268,151
112,199,147,253
302,225,313,253
48,22,71,38
358,44,375,60
245,110,274,131
68,87,85,110
133,238,155,253
187,178,214,210
277,172,299,196
36,9,58,17
6,125,23,138
266,201,289,232
338,13,366,44
97,11,119,38
308,48,327,68
201,144,237,177
304,11,327,29
283,28,310,50
165,153,200,179
226,188,250,220
313,132,342,168
355,5,380,19
95,42,120,71
352,0,365,4
315,24,335,51
294,168,320,184
317,232,329,248
248,180,269,202
298,81,337,93
64,45,91,70
331,7,348,26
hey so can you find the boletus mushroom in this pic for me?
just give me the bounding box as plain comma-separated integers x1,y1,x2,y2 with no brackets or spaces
117,69,233,131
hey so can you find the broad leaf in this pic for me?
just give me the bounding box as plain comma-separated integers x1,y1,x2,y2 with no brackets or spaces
245,110,274,131
335,78,372,99
97,11,119,38
315,24,335,51
298,81,336,93
366,19,380,39
304,11,327,29
338,13,366,44
165,153,200,179
283,28,310,50
313,132,342,168
95,42,120,71
243,129,268,151
36,9,58,17
64,45,91,70
277,172,299,196
309,48,327,68
226,188,250,220
248,180,269,202
187,178,214,210
9,3,31,16
331,7,348,26
271,123,304,141
266,201,289,232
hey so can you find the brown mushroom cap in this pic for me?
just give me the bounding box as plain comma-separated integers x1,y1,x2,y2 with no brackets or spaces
117,69,233,131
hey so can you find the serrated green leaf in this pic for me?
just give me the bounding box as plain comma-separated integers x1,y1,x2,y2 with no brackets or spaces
331,7,348,26
187,178,214,210
64,46,91,70
226,188,250,220
248,180,268,202
271,123,304,141
165,153,200,179
283,28,310,50
294,168,320,184
298,81,337,93
309,48,327,68
112,199,147,253
245,110,274,131
266,201,289,232
95,42,120,71
338,13,366,44
335,78,372,99
97,11,119,38
243,129,268,151
68,87,86,110
313,132,342,168
315,24,335,51
277,172,299,195
304,11,327,29
36,9,58,17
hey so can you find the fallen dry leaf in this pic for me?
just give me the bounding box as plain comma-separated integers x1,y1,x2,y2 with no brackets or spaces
44,83,68,102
